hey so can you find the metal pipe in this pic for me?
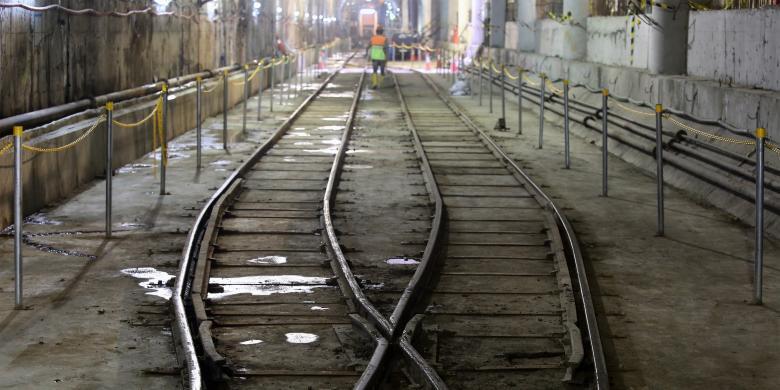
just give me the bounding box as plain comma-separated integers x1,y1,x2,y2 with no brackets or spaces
478,63,484,106
655,104,665,236
106,103,113,238
196,77,202,169
489,60,494,114
500,64,506,126
222,70,228,150
517,67,523,135
242,65,249,135
257,67,264,121
754,127,766,304
14,126,23,309
270,60,275,112
602,89,609,197
564,80,570,168
539,74,546,149
161,84,169,195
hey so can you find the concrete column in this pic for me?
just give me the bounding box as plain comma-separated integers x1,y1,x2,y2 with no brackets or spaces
517,0,537,52
560,0,588,60
468,0,485,57
649,0,689,74
401,0,409,32
489,0,506,48
422,0,432,37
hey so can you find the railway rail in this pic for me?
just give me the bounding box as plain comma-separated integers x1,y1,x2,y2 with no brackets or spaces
173,54,606,389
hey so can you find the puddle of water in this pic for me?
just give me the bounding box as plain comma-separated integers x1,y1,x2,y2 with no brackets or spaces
310,306,329,311
210,160,232,166
386,257,420,265
240,339,264,345
248,256,287,265
288,131,311,138
321,116,348,122
121,267,175,300
320,92,355,98
25,213,62,226
316,125,345,131
346,149,372,154
294,141,314,146
344,164,373,170
119,222,148,230
303,147,339,154
285,333,318,344
117,163,153,174
320,139,342,145
207,275,330,300
214,168,228,172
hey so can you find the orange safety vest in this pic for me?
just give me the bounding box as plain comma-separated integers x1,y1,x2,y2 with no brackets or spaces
369,35,387,61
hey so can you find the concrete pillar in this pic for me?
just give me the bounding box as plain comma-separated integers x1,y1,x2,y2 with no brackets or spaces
422,0,432,37
489,0,506,48
560,0,588,60
649,0,689,74
401,0,409,32
517,0,537,52
468,0,485,57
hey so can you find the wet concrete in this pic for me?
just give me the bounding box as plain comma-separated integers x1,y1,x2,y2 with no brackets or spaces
0,69,318,389
424,68,780,390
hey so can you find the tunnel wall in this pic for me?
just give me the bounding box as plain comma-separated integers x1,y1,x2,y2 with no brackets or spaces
0,0,273,120
0,55,313,230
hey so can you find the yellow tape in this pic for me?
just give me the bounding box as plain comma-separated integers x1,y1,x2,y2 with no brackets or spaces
614,101,655,117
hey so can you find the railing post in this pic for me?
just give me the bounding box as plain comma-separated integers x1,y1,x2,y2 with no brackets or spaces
754,127,766,304
564,80,571,168
478,61,484,106
655,104,665,236
287,56,293,100
602,88,609,197
242,65,249,134
257,66,264,121
196,77,203,169
538,74,546,149
270,61,275,112
489,60,494,114
517,67,523,135
13,126,24,309
501,65,506,122
222,70,228,150
161,83,169,195
105,102,114,238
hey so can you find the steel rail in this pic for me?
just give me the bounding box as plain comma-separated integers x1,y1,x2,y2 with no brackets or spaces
389,72,449,390
386,71,446,333
321,70,396,336
417,71,610,390
172,54,355,390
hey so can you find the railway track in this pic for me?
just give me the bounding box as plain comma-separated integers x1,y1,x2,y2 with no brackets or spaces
173,55,606,389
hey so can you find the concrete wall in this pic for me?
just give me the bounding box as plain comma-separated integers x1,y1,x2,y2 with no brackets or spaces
688,9,780,91
0,0,276,120
585,16,650,69
0,44,327,230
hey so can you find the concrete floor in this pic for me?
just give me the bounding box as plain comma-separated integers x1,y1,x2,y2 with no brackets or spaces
422,68,780,389
0,72,315,389
1,58,778,389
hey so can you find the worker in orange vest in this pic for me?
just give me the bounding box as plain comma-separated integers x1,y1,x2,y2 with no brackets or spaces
367,26,388,89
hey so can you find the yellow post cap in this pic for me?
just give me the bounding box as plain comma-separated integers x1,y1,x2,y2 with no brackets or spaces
106,102,114,111
563,79,570,86
13,126,23,137
756,127,767,139
603,88,610,96
196,76,202,82
655,104,663,113
162,83,168,92
245,64,250,70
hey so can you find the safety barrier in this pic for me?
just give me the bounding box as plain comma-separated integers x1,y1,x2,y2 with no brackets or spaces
426,51,776,305
1,38,348,309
